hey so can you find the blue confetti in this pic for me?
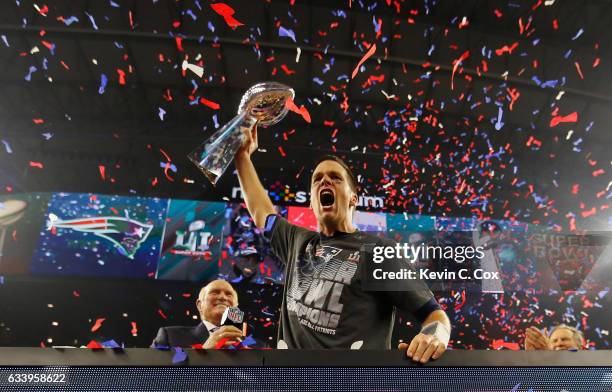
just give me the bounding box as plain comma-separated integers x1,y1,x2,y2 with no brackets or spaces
240,335,256,347
1,35,9,47
158,107,166,121
428,44,435,56
62,16,79,26
185,9,197,21
571,28,584,40
494,106,504,130
109,0,120,8
84,12,99,30
0,276,4,285
102,339,121,348
172,347,187,363
159,162,177,172
98,73,108,94
1,140,12,154
24,65,37,81
278,26,296,43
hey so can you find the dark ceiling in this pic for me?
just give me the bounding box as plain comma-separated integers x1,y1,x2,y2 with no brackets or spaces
0,0,611,230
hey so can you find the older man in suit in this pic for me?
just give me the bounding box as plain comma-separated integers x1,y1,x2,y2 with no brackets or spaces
152,279,244,348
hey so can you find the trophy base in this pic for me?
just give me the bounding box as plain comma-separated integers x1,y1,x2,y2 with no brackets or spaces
190,160,221,185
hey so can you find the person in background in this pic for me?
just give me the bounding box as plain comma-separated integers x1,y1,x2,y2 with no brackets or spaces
151,279,244,348
525,324,584,351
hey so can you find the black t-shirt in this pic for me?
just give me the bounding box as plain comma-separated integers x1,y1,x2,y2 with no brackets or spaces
266,216,438,349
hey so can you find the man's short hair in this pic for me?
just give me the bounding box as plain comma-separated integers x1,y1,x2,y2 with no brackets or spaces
549,324,584,348
313,155,358,193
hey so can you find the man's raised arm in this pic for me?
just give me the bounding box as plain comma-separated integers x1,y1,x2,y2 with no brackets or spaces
234,126,276,228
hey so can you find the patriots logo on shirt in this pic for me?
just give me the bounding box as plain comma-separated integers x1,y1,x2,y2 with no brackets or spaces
314,245,342,263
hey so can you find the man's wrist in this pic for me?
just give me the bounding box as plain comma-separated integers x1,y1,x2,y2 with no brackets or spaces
420,321,451,347
235,151,252,164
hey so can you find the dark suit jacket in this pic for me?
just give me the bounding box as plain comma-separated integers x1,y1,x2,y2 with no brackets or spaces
151,323,209,348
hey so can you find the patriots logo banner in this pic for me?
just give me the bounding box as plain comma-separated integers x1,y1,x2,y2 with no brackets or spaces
47,213,153,259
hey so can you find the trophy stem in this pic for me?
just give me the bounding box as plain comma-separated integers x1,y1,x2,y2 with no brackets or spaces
188,112,257,185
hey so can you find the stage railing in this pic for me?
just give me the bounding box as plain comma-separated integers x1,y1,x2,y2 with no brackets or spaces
0,347,610,366
1,348,611,391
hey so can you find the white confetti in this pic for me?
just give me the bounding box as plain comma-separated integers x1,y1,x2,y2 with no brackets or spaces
181,60,204,78
295,47,301,63
381,90,396,99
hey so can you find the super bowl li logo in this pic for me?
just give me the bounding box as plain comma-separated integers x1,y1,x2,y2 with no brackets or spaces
47,213,153,259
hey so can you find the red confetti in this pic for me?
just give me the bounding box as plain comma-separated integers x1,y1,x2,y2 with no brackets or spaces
72,290,80,297
86,340,103,349
574,61,584,80
128,10,134,29
280,64,295,75
592,169,605,177
162,162,175,182
117,68,126,85
593,57,600,68
35,5,49,16
581,208,596,218
157,309,168,319
29,161,44,169
549,111,578,127
91,318,106,332
285,97,311,123
495,42,519,56
506,88,520,111
210,3,244,29
200,97,220,110
131,321,138,336
492,339,520,350
41,40,54,51
98,165,106,180
175,36,184,52
33,118,44,124
351,43,377,79
451,50,470,90
215,337,230,349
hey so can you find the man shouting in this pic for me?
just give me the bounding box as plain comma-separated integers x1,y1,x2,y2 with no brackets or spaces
234,126,451,363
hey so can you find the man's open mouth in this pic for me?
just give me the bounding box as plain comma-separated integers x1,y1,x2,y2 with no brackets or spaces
319,189,335,207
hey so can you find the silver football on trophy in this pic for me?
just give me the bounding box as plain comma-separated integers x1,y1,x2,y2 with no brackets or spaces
238,82,294,126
